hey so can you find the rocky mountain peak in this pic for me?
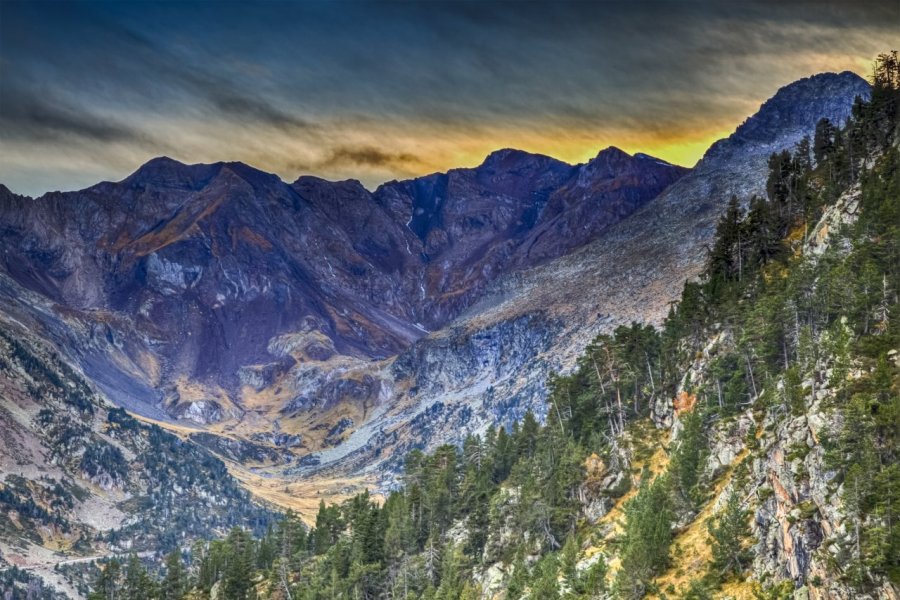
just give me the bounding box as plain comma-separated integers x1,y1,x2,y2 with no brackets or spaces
0,183,19,200
293,174,368,195
580,146,673,180
633,152,674,165
703,71,870,166
592,145,630,160
476,148,570,175
737,71,868,140
121,156,224,191
218,160,287,192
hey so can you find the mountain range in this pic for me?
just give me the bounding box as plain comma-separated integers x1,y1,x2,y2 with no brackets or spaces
0,70,871,585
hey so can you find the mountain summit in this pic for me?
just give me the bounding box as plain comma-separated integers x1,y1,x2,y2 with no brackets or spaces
704,71,870,167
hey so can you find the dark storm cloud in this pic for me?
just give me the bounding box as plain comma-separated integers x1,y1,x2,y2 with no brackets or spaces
0,0,896,196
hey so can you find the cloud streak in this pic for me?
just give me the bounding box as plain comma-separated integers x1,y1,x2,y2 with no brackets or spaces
0,84,143,144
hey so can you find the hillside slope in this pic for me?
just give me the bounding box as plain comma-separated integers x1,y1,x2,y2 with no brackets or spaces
282,71,871,483
0,310,274,596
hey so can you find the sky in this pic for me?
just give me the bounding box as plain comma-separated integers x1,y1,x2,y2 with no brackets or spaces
0,1,896,197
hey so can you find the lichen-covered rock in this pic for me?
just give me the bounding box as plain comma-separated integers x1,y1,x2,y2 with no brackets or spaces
474,562,510,600
743,377,895,599
705,411,755,480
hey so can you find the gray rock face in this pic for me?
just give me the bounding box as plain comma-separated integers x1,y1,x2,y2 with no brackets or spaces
745,392,881,599
705,411,755,481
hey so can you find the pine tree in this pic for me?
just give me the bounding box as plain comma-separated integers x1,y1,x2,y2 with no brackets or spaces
311,500,343,555
123,554,157,600
669,408,708,509
529,553,560,600
615,474,674,599
707,491,751,580
517,411,540,460
869,51,900,147
744,195,785,267
222,527,255,600
161,550,187,600
506,557,528,600
813,118,837,165
707,195,744,291
89,558,122,600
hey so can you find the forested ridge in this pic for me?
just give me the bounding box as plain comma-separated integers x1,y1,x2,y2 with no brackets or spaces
87,53,899,600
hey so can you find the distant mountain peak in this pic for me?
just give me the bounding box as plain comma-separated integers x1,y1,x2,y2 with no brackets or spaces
127,155,194,176
634,152,674,166
122,156,223,190
121,157,289,194
593,145,630,160
219,160,286,190
292,175,371,202
701,70,870,167
141,155,187,168
477,148,570,173
579,145,684,180
750,70,870,128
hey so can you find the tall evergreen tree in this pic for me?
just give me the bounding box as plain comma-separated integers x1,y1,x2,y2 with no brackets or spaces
89,558,122,600
615,473,674,599
161,550,186,600
222,527,255,600
708,491,751,579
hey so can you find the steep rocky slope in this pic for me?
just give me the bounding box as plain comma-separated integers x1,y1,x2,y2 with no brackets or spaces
0,311,274,596
283,71,871,485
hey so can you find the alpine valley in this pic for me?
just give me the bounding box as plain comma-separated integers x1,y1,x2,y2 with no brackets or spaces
1,56,898,600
